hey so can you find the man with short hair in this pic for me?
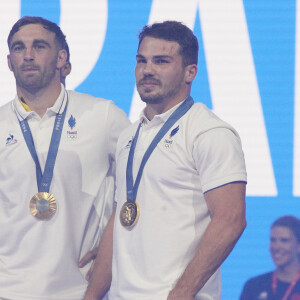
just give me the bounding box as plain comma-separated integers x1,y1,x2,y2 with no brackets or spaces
0,16,129,300
85,21,247,300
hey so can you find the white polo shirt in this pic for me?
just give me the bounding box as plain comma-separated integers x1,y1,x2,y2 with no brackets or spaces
0,86,130,300
110,101,247,300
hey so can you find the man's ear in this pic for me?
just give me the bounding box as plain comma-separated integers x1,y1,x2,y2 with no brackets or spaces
185,64,198,84
57,49,67,68
7,54,13,71
61,62,72,78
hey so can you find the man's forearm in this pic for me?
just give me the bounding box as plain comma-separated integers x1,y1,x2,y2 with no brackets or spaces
84,206,116,300
168,182,247,299
169,216,246,298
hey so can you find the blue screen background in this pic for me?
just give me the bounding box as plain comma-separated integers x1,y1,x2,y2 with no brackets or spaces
1,1,298,298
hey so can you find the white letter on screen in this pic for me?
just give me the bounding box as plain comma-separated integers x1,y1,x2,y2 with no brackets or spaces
0,0,20,106
60,0,108,90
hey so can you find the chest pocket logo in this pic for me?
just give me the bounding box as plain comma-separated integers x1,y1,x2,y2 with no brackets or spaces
67,115,78,140
5,134,18,146
163,125,179,149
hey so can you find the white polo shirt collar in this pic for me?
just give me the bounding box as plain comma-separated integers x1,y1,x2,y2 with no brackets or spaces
13,84,67,121
139,99,187,128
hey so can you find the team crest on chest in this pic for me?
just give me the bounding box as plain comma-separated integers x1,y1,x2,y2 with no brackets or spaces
163,125,179,149
67,115,78,140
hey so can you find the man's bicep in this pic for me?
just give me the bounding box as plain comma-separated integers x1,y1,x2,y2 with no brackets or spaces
204,182,246,221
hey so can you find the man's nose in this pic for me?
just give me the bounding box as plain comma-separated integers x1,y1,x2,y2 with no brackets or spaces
24,47,34,61
143,61,155,75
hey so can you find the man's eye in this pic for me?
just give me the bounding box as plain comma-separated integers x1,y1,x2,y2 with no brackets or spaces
155,59,168,64
12,45,23,52
34,44,46,50
281,238,289,243
137,59,146,64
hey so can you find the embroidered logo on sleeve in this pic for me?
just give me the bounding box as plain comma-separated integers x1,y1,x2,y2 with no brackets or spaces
6,134,17,146
67,115,78,140
163,125,179,149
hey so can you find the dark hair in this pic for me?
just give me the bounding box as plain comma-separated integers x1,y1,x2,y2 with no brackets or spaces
271,215,300,243
138,20,198,67
7,16,67,51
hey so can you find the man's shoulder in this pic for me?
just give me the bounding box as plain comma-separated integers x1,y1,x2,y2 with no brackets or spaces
0,100,13,117
185,102,239,138
189,102,228,125
66,90,127,117
66,90,130,135
67,90,111,105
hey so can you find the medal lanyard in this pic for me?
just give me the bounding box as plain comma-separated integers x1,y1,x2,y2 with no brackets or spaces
272,269,300,300
17,92,68,193
126,96,194,202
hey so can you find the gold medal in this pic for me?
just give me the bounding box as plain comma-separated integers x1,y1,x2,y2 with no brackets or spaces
29,192,57,220
120,201,140,229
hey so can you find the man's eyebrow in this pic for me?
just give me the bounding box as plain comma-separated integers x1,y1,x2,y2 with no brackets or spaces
10,40,24,51
136,54,173,59
10,39,51,51
32,39,51,48
153,55,172,59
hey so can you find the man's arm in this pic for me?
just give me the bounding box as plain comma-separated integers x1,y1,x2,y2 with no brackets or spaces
84,205,116,300
78,246,99,281
168,182,246,300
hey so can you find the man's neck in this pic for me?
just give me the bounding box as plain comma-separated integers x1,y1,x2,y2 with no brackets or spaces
17,82,62,117
144,95,188,121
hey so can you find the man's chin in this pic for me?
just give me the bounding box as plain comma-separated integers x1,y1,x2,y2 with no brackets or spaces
20,83,43,94
139,93,161,104
140,97,161,104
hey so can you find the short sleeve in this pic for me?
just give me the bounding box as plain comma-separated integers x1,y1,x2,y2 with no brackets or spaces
106,101,131,162
193,127,247,193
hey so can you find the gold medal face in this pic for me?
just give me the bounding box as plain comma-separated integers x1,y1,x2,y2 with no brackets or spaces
120,201,140,229
29,192,57,220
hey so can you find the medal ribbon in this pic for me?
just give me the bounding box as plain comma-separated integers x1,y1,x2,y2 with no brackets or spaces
17,92,68,193
126,96,194,202
272,269,300,300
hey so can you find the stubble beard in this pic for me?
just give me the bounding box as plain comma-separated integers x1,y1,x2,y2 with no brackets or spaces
14,55,58,94
137,71,186,105
139,90,163,104
137,78,163,104
138,83,183,105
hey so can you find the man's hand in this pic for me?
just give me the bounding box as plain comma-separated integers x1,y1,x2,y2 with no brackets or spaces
79,247,99,281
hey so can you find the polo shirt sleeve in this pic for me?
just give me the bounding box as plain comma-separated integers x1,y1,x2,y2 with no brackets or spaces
193,127,247,193
94,102,130,230
106,101,131,162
